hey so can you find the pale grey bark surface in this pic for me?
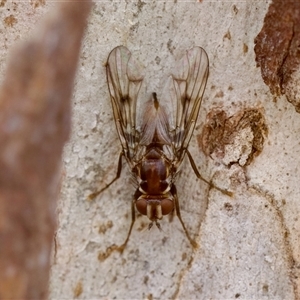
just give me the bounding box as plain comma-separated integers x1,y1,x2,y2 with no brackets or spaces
1,1,299,299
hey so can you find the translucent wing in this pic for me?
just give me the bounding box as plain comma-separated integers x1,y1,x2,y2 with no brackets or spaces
139,93,172,146
171,47,209,163
106,46,143,161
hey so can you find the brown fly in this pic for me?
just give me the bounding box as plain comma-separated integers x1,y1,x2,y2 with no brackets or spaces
89,46,231,250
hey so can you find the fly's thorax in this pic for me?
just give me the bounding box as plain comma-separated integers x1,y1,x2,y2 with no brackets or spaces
135,147,172,195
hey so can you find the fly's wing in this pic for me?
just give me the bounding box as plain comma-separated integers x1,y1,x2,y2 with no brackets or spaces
106,46,143,161
139,93,172,147
171,47,209,164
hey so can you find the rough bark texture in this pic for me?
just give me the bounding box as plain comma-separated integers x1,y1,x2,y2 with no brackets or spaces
0,1,91,299
2,1,300,300
255,0,300,112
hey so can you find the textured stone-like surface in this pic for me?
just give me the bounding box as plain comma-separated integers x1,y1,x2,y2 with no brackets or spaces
50,1,299,299
200,108,268,165
1,1,298,299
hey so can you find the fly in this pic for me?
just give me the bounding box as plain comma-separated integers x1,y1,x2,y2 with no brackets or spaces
89,46,232,251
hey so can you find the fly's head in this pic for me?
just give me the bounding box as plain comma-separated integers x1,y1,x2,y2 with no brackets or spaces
135,193,174,229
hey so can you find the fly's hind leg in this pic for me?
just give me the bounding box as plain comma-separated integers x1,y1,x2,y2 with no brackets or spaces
171,184,198,249
88,151,124,200
117,196,136,253
186,149,233,197
97,198,135,260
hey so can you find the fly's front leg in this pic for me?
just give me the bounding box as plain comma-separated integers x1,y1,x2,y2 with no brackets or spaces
186,149,233,197
171,184,198,249
88,151,124,200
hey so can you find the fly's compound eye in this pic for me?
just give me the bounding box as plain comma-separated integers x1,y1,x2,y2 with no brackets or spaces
136,197,174,217
161,199,173,215
136,198,147,215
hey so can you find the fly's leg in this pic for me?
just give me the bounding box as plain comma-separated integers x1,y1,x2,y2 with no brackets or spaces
97,187,136,260
118,197,136,253
88,151,123,200
168,206,176,223
171,184,198,249
186,149,233,197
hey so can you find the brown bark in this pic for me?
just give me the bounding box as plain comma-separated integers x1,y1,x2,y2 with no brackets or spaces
254,0,300,112
0,1,91,299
